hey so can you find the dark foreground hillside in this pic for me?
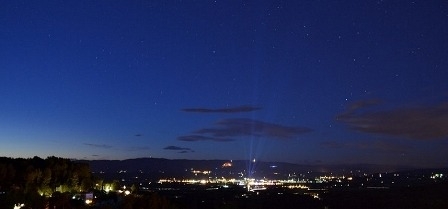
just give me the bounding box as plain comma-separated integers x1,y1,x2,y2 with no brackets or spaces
89,182,448,209
2,181,447,209
322,182,448,209
1,156,447,209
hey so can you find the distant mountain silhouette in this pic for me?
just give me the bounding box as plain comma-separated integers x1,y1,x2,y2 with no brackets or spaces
79,158,418,181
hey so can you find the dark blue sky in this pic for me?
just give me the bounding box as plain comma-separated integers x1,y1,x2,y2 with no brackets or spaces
1,0,448,168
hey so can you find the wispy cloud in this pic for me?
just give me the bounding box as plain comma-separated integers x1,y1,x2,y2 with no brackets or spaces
164,145,194,152
83,143,113,149
178,118,312,142
320,141,345,149
126,146,150,152
337,100,448,140
200,118,312,139
178,150,194,154
182,105,261,113
177,135,235,142
321,140,411,153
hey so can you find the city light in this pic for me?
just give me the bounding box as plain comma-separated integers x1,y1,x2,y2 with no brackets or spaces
13,203,25,209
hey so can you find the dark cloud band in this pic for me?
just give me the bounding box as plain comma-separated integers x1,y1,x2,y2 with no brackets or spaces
177,135,235,142
164,145,194,152
178,118,312,142
83,143,113,149
321,140,411,153
337,101,448,140
182,105,261,113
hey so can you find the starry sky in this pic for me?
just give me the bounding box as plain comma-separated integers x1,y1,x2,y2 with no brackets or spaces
1,0,448,168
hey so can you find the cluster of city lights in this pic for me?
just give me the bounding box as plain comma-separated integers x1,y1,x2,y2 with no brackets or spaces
13,203,25,209
430,173,444,179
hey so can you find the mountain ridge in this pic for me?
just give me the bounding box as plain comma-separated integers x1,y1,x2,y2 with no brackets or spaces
78,157,428,180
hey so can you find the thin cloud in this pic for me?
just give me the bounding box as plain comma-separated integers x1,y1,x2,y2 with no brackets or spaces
164,145,194,152
126,146,150,152
344,99,382,114
83,143,113,149
321,140,411,153
182,105,261,113
179,118,312,142
337,101,448,140
201,118,312,139
320,141,345,149
177,135,235,142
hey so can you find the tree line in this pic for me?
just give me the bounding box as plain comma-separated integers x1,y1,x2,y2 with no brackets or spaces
0,156,93,195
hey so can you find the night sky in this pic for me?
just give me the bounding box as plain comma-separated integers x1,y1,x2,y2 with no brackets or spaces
1,1,448,168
